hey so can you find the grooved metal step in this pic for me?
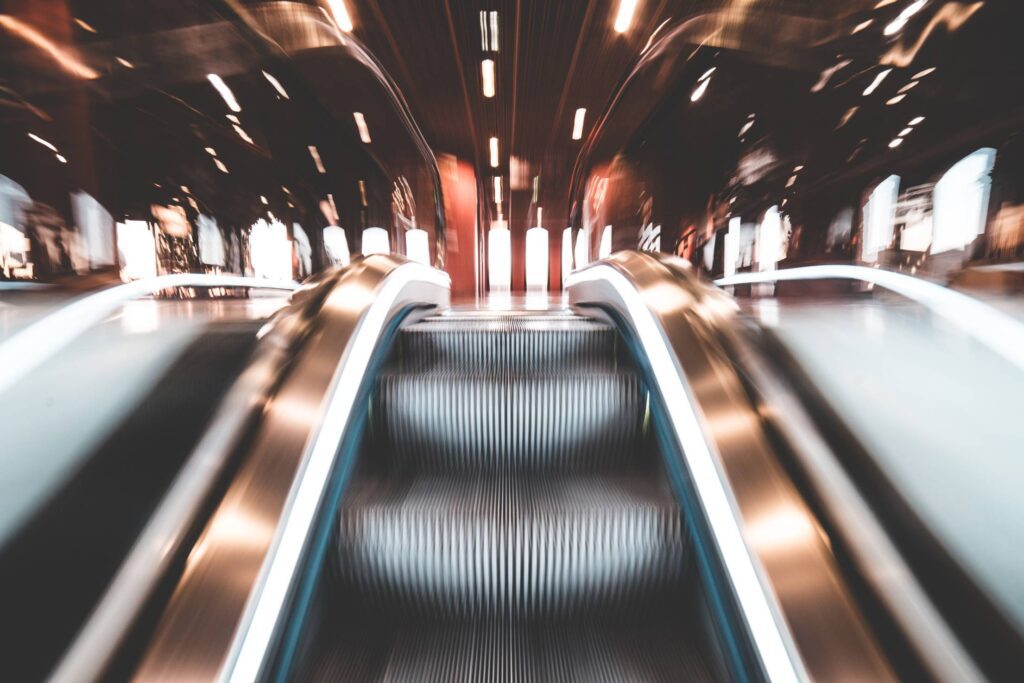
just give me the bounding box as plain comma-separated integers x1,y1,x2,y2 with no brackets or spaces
310,620,716,682
337,473,686,618
372,371,647,473
398,315,621,374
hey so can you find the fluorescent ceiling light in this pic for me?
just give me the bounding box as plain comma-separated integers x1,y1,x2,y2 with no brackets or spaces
262,71,289,99
328,0,354,32
862,68,892,96
308,145,326,174
614,0,638,33
28,133,57,151
691,77,711,102
481,59,495,98
493,176,503,204
207,74,241,112
489,136,499,167
353,112,371,143
572,108,586,140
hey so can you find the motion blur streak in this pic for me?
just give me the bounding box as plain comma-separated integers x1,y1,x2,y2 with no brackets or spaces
882,2,985,67
716,265,1024,373
0,14,98,79
0,275,297,396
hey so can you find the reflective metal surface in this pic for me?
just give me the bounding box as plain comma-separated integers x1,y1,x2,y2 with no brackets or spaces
131,255,448,682
567,251,895,682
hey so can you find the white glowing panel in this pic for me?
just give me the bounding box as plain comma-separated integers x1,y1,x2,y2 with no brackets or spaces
488,221,511,291
724,217,741,278
932,148,996,255
525,226,549,292
757,207,782,272
405,228,430,265
599,225,613,258
250,218,293,281
116,220,157,280
323,226,350,266
575,228,589,269
561,227,574,287
361,227,390,255
863,175,900,263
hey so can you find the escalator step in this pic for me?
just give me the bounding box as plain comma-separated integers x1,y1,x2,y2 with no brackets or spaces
310,620,715,682
373,372,647,473
337,474,686,618
398,316,620,374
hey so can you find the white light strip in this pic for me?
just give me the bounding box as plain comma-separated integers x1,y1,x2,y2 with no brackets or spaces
0,275,297,397
715,265,1024,373
223,265,450,683
862,68,892,96
327,0,353,32
481,59,496,97
572,107,586,140
489,136,499,168
207,74,242,112
614,0,638,33
353,112,372,144
28,132,57,151
567,265,803,683
493,176,503,204
261,71,289,99
489,11,499,51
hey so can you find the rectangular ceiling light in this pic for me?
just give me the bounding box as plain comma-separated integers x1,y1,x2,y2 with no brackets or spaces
353,112,372,144
572,108,586,140
328,0,354,32
614,0,638,33
489,136,499,168
493,176,503,204
481,59,496,98
207,74,241,112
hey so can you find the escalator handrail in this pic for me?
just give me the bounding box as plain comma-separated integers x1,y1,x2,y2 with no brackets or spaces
0,274,298,397
716,264,1024,373
567,251,896,683
129,256,449,683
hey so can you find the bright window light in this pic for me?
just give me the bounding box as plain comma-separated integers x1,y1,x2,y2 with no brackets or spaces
323,226,350,266
489,136,499,168
757,206,782,272
488,219,511,291
405,228,430,265
599,224,613,258
353,112,371,144
481,59,495,98
932,148,996,254
249,218,292,280
525,226,549,292
614,0,638,33
575,227,589,269
572,108,586,140
116,220,157,281
361,227,390,255
863,174,900,262
562,227,574,286
724,216,741,278
207,74,241,112
328,0,354,32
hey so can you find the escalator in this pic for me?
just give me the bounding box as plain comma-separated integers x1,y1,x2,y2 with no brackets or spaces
127,256,900,683
291,311,724,681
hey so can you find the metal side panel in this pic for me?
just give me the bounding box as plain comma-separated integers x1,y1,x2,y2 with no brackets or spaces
567,251,897,683
130,256,449,683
